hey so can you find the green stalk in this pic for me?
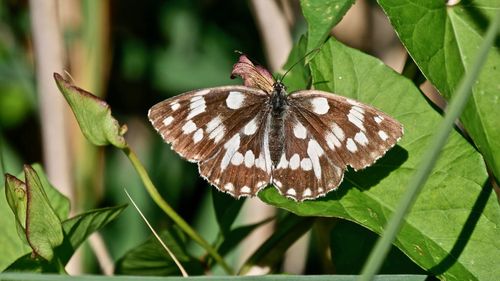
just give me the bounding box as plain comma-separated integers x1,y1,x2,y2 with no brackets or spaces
359,9,500,281
122,147,234,275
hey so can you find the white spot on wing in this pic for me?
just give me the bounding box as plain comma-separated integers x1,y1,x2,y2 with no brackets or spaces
196,89,210,96
310,97,330,114
171,102,180,111
286,188,297,196
226,91,245,109
244,117,258,135
241,186,251,194
182,120,197,134
347,111,365,131
163,116,174,126
207,116,225,143
374,115,384,123
207,116,222,132
303,188,312,197
346,138,358,152
224,183,234,192
354,132,369,146
255,154,266,171
244,150,255,168
326,132,341,149
378,130,389,141
187,96,206,119
193,128,204,143
231,152,244,166
301,158,312,171
331,122,345,141
289,154,300,170
293,122,307,139
221,134,241,171
276,153,288,169
307,139,324,179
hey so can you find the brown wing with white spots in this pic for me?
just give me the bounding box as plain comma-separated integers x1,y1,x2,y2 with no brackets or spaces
149,86,268,162
271,110,345,201
288,90,403,171
148,86,272,197
198,108,273,198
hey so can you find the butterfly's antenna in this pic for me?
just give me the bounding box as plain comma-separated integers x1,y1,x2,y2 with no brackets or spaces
280,47,322,82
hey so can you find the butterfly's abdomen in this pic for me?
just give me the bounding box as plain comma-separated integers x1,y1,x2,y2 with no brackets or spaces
269,87,288,166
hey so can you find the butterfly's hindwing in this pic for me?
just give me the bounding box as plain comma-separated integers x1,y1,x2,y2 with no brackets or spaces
271,110,345,201
198,108,272,198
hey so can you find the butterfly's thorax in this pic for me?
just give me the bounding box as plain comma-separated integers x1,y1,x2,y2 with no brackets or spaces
269,82,288,166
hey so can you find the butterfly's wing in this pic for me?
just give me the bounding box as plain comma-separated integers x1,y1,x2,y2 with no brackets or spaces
271,90,403,201
148,86,273,197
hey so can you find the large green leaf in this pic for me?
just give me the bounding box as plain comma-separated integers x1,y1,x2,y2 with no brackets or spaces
377,0,500,181
300,0,354,52
54,73,127,148
259,38,499,281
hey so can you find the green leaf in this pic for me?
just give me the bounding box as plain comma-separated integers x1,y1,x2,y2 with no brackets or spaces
300,0,354,52
212,189,245,235
0,177,31,271
259,37,499,281
330,220,424,274
377,0,500,181
53,73,127,148
4,174,28,240
115,228,203,276
239,214,314,275
24,165,64,261
30,164,70,221
281,35,309,92
59,205,127,264
4,254,65,273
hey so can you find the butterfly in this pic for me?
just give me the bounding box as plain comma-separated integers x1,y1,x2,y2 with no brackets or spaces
148,54,403,201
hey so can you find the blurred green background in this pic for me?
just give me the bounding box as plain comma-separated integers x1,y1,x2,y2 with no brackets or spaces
0,0,422,276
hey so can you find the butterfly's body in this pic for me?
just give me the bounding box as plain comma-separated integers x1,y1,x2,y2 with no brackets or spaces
269,81,289,166
149,55,403,201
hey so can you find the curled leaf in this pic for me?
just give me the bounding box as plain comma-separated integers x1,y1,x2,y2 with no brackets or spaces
54,73,127,148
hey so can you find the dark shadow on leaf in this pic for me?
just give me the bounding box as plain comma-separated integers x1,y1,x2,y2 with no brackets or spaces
460,0,500,48
347,145,408,192
428,178,492,275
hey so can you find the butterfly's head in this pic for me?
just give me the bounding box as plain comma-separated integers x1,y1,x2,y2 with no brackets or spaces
273,80,287,94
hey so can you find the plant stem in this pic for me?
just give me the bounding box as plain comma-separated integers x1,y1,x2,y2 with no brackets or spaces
359,9,500,281
122,146,233,275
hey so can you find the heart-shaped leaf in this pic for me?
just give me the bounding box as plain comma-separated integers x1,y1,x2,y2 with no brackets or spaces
260,37,498,281
377,0,500,181
300,0,355,52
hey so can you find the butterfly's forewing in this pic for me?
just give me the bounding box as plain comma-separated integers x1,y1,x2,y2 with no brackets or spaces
289,90,403,171
148,86,272,196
